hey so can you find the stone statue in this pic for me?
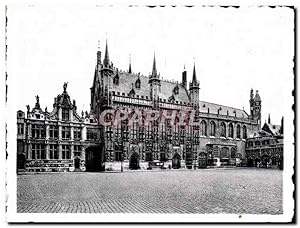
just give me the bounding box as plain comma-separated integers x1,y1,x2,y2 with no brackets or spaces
63,82,68,92
36,95,39,104
45,106,48,112
26,105,30,112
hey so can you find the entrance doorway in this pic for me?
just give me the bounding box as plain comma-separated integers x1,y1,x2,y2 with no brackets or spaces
74,157,80,169
17,154,26,170
85,145,105,172
198,153,207,168
247,158,254,167
172,153,181,169
129,152,139,170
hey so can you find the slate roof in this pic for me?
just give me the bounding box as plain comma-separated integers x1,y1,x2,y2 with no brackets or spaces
112,71,190,104
110,70,249,119
262,123,281,136
199,101,249,118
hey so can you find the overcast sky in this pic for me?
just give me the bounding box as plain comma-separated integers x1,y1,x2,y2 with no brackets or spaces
8,6,293,124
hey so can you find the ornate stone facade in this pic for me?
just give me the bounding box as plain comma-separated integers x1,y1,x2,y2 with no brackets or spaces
17,42,262,172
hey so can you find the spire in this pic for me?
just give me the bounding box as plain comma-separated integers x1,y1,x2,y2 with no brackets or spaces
152,52,157,77
129,54,132,73
182,65,187,88
97,40,101,65
192,62,197,83
268,113,271,124
103,39,110,67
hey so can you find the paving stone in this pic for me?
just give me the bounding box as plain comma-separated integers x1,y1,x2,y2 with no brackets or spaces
17,168,283,214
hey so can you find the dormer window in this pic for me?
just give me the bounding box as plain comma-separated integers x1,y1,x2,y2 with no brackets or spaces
135,77,141,89
128,88,135,97
173,84,179,95
113,74,119,85
36,114,40,119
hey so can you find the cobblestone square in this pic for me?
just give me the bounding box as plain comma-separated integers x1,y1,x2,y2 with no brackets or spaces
17,168,283,214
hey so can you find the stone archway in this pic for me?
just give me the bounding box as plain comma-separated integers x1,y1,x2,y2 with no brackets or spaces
129,152,140,170
172,153,181,169
261,155,270,168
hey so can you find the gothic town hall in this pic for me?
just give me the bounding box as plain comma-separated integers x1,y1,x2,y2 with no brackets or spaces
17,42,264,172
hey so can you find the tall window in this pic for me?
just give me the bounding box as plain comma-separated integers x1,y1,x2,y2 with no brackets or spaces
49,144,58,159
62,108,69,121
74,145,81,157
87,128,98,140
31,144,46,160
200,121,207,136
17,124,24,135
236,124,241,138
62,145,70,159
74,127,81,140
114,144,122,161
220,122,226,137
31,124,46,139
242,126,247,139
228,123,234,138
210,121,216,136
49,125,58,139
62,126,70,139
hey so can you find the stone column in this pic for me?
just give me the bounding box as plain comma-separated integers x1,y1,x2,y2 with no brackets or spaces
27,144,32,159
58,107,62,121
27,123,32,138
70,126,74,140
46,124,49,140
58,144,62,160
70,109,73,122
82,126,86,141
70,145,74,160
81,146,85,160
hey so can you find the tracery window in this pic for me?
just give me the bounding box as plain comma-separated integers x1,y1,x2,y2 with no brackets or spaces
210,121,216,136
220,122,226,137
200,121,207,136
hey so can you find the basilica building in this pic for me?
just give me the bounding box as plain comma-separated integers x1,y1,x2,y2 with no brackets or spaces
17,42,262,172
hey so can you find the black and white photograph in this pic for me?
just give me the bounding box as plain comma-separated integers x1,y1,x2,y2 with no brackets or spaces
4,3,295,223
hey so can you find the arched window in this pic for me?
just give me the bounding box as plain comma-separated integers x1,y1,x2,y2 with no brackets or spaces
200,121,207,136
236,124,241,138
220,122,226,137
210,121,216,136
242,125,247,139
228,123,234,138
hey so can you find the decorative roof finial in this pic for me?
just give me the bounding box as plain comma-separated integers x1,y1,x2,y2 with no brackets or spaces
129,54,132,73
97,40,100,50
